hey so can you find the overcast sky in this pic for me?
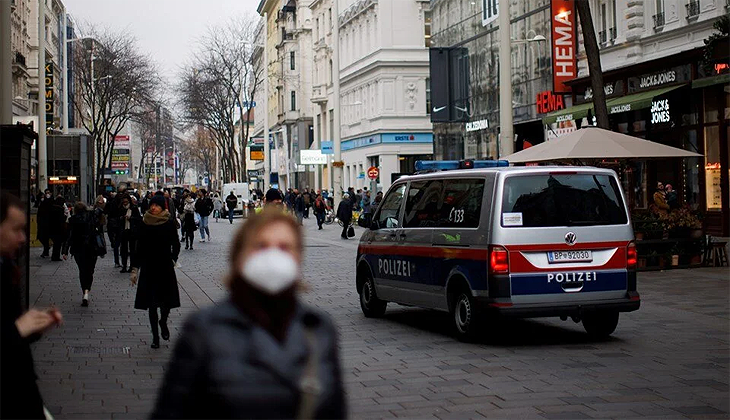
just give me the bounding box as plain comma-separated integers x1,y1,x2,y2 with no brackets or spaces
63,0,259,86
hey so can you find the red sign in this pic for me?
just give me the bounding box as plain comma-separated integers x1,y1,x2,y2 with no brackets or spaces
367,166,380,180
552,0,576,93
536,91,565,114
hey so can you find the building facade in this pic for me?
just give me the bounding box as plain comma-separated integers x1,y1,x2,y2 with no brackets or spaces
430,0,555,161
318,0,433,192
546,0,728,235
257,0,314,191
10,0,33,117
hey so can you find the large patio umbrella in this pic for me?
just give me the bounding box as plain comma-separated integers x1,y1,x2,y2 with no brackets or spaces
502,127,702,163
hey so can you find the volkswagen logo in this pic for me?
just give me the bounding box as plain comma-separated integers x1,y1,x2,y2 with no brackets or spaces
565,232,577,246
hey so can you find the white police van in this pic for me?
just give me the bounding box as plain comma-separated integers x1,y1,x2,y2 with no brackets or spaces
356,160,640,341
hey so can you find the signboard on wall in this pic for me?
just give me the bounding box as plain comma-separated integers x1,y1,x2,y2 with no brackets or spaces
112,135,130,170
300,149,327,165
551,0,576,93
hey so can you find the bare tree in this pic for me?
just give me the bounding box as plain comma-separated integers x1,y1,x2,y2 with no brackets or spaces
176,14,263,184
71,26,159,192
576,0,609,129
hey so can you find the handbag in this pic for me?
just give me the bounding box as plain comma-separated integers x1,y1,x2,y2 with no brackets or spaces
94,227,107,257
347,225,355,238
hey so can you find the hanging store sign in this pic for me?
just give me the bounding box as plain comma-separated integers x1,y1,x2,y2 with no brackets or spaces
465,119,489,132
551,0,576,93
482,0,498,26
536,91,565,114
650,99,671,124
45,62,54,126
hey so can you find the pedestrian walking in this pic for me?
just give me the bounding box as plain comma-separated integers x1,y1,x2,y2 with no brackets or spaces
36,189,53,258
212,193,223,223
151,208,346,419
195,189,213,242
302,187,311,219
182,194,196,250
105,189,125,267
225,191,237,224
119,196,142,273
294,189,304,225
1,192,63,419
337,193,354,239
62,202,103,306
49,196,68,261
130,195,181,349
313,193,328,230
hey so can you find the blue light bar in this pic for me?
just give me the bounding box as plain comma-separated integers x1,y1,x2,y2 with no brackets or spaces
414,160,509,172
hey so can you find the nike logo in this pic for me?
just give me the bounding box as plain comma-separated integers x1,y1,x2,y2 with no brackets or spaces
432,105,447,113
455,106,468,112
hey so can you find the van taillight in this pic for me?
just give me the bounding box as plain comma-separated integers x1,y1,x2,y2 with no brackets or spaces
627,242,637,269
489,246,509,274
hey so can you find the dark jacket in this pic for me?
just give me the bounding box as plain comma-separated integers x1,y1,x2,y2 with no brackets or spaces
132,215,181,310
62,209,98,256
152,299,346,419
36,196,53,239
337,199,353,222
225,194,237,210
119,204,142,236
49,201,67,238
1,259,45,419
105,195,124,230
195,197,214,217
294,195,305,213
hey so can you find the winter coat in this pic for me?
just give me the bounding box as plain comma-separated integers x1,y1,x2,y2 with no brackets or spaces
213,197,223,211
337,199,353,223
36,196,53,239
132,211,181,310
313,197,327,215
151,299,346,419
62,209,99,256
49,202,67,238
294,195,305,213
225,194,238,210
120,204,143,237
1,259,45,419
195,197,214,217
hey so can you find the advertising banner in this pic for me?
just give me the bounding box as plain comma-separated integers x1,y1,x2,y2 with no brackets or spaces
551,0,576,93
45,62,54,127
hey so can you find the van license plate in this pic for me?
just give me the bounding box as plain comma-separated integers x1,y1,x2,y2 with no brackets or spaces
548,250,593,263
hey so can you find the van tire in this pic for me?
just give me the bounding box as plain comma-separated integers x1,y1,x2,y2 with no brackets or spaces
360,276,387,318
451,291,480,342
582,311,619,338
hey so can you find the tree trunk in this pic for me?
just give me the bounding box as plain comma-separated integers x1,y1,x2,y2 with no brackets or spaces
576,0,609,129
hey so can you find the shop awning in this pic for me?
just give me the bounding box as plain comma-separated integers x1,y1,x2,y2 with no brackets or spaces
604,84,686,114
692,73,730,89
542,102,594,125
542,84,687,125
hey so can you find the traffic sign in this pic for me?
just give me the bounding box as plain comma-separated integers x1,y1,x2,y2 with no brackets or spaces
367,166,380,180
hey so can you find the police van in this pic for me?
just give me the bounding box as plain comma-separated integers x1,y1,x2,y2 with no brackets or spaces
356,160,640,341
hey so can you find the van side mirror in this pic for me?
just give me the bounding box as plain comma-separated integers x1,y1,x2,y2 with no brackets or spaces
358,212,372,228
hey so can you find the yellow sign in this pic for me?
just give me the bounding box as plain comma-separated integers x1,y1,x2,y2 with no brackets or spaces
250,150,264,161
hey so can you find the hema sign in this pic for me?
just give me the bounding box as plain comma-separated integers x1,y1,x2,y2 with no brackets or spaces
552,0,576,93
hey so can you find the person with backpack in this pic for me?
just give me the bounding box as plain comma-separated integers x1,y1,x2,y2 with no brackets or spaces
194,189,213,242
182,193,197,250
225,192,237,224
63,202,104,306
118,196,142,273
212,193,223,223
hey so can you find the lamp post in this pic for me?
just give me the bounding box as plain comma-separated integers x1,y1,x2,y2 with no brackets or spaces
38,0,46,189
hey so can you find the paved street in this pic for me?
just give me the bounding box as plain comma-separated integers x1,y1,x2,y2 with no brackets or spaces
29,216,729,419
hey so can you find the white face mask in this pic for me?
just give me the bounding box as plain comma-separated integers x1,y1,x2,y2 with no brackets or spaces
240,248,298,295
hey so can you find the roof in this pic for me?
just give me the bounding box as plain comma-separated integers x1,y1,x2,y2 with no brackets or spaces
395,166,617,182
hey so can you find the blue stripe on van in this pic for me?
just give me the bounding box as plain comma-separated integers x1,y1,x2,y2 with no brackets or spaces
510,270,627,295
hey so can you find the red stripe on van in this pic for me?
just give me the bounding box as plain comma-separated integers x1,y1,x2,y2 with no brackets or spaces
506,241,629,252
358,244,488,261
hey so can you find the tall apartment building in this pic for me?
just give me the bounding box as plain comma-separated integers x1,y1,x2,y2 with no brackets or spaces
311,0,433,191
10,0,33,117
549,0,728,235
257,0,314,191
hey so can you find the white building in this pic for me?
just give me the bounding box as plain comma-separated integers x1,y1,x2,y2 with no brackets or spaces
310,0,434,192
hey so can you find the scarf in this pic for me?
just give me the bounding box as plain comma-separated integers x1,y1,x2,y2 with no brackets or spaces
124,207,132,230
231,279,297,343
143,210,170,226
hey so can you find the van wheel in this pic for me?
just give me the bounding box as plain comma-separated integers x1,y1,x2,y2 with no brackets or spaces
360,276,387,318
451,291,479,342
582,311,619,338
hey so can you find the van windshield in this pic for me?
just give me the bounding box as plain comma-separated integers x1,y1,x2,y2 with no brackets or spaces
501,174,627,227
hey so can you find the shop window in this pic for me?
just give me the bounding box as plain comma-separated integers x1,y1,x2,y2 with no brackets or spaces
704,125,722,211
684,130,701,208
704,88,723,123
626,161,647,209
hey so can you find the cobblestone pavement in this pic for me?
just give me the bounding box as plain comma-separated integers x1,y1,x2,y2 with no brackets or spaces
29,215,729,419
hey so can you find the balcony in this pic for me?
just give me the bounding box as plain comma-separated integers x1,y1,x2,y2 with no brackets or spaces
652,12,665,30
599,30,607,45
685,0,700,20
609,27,617,41
311,85,328,104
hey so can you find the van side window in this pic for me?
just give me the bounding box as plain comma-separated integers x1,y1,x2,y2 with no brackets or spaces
404,180,443,228
374,184,406,229
437,179,484,228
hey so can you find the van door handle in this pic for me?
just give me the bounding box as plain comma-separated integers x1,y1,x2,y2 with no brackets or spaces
399,233,407,241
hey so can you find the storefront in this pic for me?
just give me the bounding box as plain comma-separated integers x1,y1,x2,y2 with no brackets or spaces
544,48,729,236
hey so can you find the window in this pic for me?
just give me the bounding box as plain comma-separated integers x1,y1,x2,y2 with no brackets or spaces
328,8,332,31
329,59,333,84
290,91,296,111
610,0,617,40
438,180,484,228
600,3,607,44
290,51,295,70
426,78,431,114
424,10,432,47
502,174,628,227
374,184,406,229
404,180,443,228
315,18,319,40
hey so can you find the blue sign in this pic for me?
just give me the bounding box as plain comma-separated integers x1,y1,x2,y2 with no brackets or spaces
242,101,257,108
341,133,434,151
321,141,334,155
